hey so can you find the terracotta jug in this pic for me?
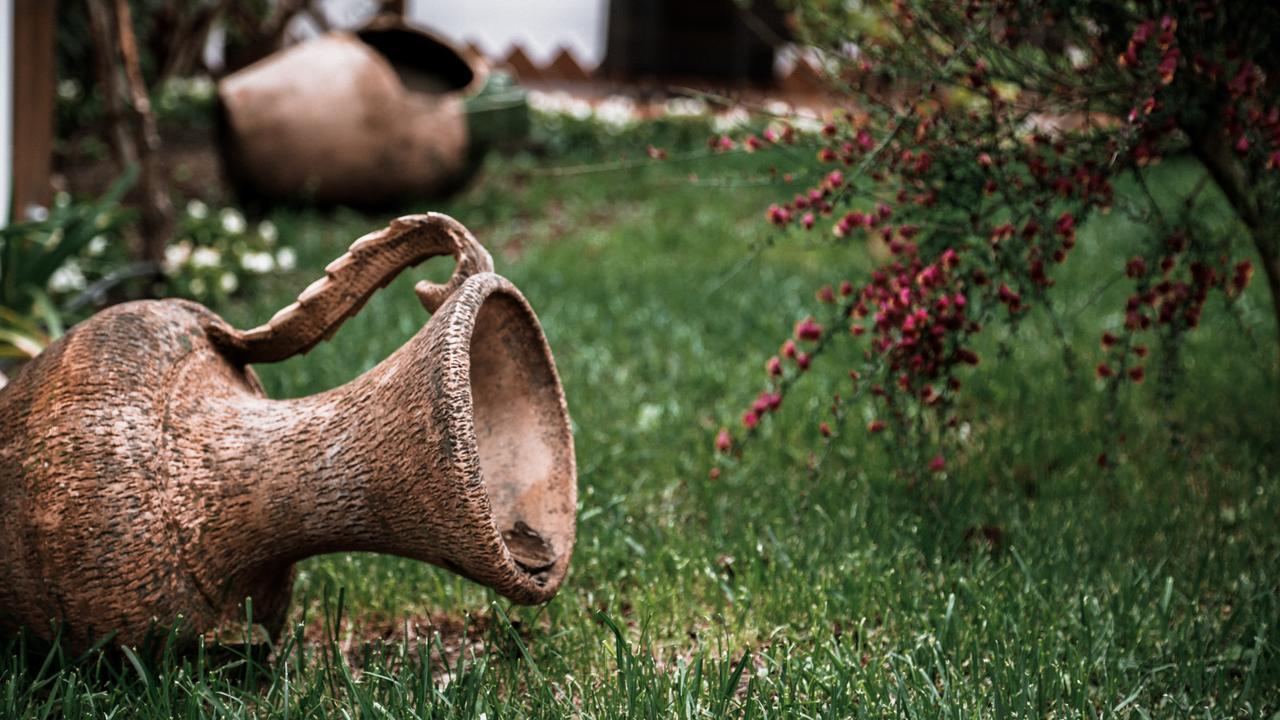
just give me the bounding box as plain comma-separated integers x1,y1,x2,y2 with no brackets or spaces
0,215,576,652
219,18,498,207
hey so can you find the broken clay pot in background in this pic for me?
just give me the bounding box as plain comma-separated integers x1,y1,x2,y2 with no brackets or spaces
218,19,528,208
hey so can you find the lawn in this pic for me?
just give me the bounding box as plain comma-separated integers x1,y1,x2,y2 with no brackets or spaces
4,133,1279,718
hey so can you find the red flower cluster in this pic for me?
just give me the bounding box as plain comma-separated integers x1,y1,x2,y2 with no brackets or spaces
839,246,979,436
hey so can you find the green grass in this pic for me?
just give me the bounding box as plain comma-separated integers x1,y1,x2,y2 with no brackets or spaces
4,142,1279,718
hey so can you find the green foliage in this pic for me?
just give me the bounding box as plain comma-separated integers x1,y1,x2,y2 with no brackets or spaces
0,169,135,359
152,75,219,129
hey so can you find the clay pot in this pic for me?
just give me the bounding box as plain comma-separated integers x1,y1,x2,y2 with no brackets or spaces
0,215,576,652
219,21,488,207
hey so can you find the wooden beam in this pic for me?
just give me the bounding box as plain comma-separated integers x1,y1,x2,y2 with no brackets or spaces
10,0,56,220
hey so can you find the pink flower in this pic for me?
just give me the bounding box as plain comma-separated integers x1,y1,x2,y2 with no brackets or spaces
1158,49,1180,84
796,352,812,371
767,356,783,376
715,428,732,453
867,420,886,434
752,393,772,414
801,212,815,230
928,454,945,473
1055,212,1075,238
782,339,797,358
816,285,836,304
1234,260,1254,291
819,422,832,438
1235,134,1250,155
742,410,759,429
856,129,874,151
795,317,824,341
1125,257,1147,278
997,284,1021,310
766,204,792,226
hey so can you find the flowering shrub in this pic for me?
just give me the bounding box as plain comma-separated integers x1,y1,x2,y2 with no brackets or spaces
714,0,1278,477
164,201,297,304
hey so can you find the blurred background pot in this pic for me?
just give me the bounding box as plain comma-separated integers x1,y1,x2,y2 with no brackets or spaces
218,19,527,208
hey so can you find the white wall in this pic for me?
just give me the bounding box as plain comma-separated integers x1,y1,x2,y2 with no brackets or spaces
309,0,609,67
408,0,609,67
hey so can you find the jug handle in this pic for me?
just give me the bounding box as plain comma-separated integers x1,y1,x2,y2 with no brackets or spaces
206,213,493,364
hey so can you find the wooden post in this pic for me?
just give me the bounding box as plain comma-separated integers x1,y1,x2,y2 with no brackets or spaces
10,0,56,221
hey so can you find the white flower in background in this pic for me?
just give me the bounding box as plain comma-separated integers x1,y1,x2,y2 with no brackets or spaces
186,199,208,220
1067,45,1090,69
275,247,297,271
56,79,80,102
240,250,275,274
567,98,592,120
765,100,793,117
712,108,750,133
527,90,567,113
165,241,193,270
189,277,206,296
220,208,246,235
595,95,636,129
257,220,278,245
665,97,708,117
190,246,221,269
219,272,239,294
87,235,108,256
636,403,662,431
791,110,824,135
529,90,593,120
188,76,215,100
48,261,87,293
